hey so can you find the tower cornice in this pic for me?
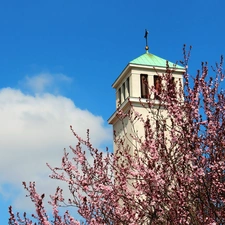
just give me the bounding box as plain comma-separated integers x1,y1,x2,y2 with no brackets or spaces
108,97,165,124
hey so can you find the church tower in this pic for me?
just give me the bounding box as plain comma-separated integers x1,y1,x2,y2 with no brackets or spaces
108,33,185,153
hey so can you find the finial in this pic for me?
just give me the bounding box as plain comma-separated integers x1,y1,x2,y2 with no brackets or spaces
144,29,149,53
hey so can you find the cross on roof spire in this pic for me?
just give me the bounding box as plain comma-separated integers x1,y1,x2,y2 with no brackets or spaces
144,29,149,53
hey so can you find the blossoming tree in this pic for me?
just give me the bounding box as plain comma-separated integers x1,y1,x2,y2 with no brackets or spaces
9,46,225,224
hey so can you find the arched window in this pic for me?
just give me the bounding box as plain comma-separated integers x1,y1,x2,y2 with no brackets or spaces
122,83,126,100
118,88,121,105
168,77,176,99
154,75,161,100
126,77,130,97
140,74,149,98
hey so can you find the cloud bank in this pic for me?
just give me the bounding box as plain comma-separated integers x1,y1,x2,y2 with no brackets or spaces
0,74,111,211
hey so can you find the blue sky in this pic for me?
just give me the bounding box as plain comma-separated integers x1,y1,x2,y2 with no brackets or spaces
1,0,225,223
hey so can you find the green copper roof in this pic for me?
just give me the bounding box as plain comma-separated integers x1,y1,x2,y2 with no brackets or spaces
130,52,184,69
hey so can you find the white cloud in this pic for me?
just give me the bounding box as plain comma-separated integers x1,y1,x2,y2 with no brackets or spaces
0,87,111,211
20,73,73,94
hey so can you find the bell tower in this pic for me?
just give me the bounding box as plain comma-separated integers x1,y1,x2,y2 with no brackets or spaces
108,33,185,152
